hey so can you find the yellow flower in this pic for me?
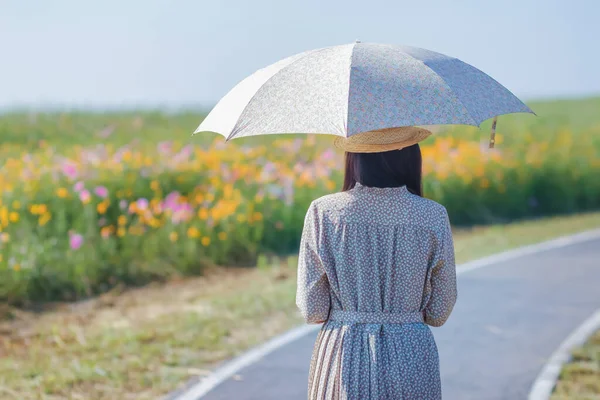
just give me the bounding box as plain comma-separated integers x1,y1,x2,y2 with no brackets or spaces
223,184,234,199
201,236,211,246
117,227,126,237
0,207,8,227
12,201,21,209
118,215,127,226
147,218,161,228
169,232,178,242
1,233,9,243
198,208,209,220
252,212,263,222
13,264,20,272
39,213,51,226
56,188,69,198
218,232,227,241
236,214,246,223
150,180,160,191
0,255,3,262
9,212,19,223
187,227,200,238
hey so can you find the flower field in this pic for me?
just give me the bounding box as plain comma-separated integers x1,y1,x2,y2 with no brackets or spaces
1,98,599,305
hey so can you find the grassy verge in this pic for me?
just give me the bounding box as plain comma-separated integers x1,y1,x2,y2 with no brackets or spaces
1,212,599,400
551,330,600,399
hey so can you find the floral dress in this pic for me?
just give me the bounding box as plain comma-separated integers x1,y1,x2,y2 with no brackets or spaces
296,183,457,400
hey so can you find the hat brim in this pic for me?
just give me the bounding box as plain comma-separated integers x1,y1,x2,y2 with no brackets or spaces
333,126,432,153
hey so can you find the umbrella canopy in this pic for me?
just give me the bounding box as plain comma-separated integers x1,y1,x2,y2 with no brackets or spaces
195,42,533,142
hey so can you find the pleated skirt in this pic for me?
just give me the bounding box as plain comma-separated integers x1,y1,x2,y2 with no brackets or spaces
307,321,442,400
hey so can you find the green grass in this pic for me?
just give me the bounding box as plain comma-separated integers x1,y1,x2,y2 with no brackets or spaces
551,329,600,399
0,212,599,400
2,97,600,149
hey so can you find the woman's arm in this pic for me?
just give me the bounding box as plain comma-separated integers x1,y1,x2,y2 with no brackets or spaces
296,202,331,324
424,208,457,327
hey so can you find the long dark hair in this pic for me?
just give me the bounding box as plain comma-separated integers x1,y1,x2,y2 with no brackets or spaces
342,144,423,196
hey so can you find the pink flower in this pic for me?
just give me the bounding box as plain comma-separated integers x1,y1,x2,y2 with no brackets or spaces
79,189,91,203
73,181,85,192
157,141,172,154
171,203,193,224
69,233,84,250
136,198,149,210
62,162,78,180
163,191,180,210
321,149,335,161
94,186,109,198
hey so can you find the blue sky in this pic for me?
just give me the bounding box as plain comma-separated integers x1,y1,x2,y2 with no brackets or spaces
1,0,597,110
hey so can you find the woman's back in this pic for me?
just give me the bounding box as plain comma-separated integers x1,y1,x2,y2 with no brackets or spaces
296,182,456,400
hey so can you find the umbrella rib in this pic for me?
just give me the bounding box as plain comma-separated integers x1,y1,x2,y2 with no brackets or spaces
344,41,359,136
381,44,479,127
226,46,337,141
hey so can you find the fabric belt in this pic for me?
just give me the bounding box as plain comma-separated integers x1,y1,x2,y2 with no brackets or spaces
329,310,424,324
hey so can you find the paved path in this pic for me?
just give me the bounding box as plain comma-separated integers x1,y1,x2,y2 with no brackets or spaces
198,237,600,400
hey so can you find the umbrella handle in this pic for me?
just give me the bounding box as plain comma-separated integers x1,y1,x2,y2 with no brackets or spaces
489,116,498,148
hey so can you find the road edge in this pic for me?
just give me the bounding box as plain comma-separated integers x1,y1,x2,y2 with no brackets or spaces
528,308,600,400
170,228,600,400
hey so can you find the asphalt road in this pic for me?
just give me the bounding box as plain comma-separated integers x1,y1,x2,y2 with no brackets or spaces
199,237,600,400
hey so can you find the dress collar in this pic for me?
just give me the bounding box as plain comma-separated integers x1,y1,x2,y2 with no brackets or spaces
354,182,410,195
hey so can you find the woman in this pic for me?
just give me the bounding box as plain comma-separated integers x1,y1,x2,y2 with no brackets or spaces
296,126,457,400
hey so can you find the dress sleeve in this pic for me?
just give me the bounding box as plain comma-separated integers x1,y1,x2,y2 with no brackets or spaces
424,208,457,327
296,202,331,324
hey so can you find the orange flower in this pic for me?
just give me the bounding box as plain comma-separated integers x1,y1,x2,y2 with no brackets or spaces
97,202,108,214
101,226,112,238
56,187,69,198
198,208,209,220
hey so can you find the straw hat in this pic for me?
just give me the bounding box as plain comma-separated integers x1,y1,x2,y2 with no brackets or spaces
333,126,432,153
